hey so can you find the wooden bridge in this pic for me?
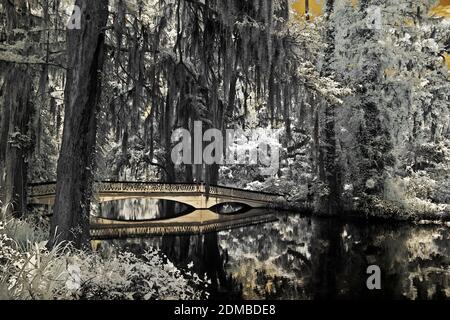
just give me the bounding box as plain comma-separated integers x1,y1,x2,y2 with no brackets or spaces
28,182,282,238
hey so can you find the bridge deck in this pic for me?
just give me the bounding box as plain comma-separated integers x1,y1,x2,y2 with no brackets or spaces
90,210,278,239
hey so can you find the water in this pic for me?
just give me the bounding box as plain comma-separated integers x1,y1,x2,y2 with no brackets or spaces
97,200,450,300
97,198,193,220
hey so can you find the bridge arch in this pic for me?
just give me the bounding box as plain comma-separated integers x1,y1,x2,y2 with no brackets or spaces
98,197,195,221
98,194,201,209
208,202,251,214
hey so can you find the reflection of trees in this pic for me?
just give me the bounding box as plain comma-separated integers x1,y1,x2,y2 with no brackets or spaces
98,199,191,220
101,213,449,300
310,218,343,299
105,230,240,298
218,215,314,299
218,214,450,300
161,233,236,298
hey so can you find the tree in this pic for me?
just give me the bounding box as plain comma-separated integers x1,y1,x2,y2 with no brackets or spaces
0,0,34,218
331,0,449,213
331,0,395,207
48,0,109,249
320,0,341,215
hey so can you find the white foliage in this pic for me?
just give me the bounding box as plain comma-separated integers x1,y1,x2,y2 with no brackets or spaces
0,219,208,300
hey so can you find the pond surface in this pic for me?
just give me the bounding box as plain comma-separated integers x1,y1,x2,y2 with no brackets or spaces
97,198,193,220
96,201,450,300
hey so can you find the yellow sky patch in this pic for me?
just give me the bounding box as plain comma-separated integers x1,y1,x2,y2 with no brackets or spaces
430,0,450,17
292,0,324,19
292,0,450,18
444,53,450,70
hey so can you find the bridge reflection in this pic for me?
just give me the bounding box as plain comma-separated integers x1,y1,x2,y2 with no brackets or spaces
90,209,278,239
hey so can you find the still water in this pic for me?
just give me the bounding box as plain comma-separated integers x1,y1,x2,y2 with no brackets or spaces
96,199,450,300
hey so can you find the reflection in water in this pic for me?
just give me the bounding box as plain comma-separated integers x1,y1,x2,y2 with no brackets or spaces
209,203,251,215
98,198,193,220
96,211,450,300
219,214,449,299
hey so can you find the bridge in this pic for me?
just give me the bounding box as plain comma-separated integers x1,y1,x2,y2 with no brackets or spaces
28,181,281,209
28,182,282,238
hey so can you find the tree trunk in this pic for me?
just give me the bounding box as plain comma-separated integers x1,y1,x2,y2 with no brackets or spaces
0,67,32,217
0,0,33,218
48,0,109,249
321,0,341,215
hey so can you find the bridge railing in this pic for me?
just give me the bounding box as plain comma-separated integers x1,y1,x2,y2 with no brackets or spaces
29,183,56,197
97,182,202,193
28,182,203,196
206,186,280,202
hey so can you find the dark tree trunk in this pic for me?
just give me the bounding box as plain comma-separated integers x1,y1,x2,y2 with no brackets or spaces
321,0,341,215
48,0,109,249
162,80,175,182
0,67,32,217
305,0,310,21
0,0,33,218
283,84,292,144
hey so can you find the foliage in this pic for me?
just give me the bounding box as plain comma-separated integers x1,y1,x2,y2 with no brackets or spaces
0,218,208,300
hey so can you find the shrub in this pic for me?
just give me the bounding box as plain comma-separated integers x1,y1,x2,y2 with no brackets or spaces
0,219,209,300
